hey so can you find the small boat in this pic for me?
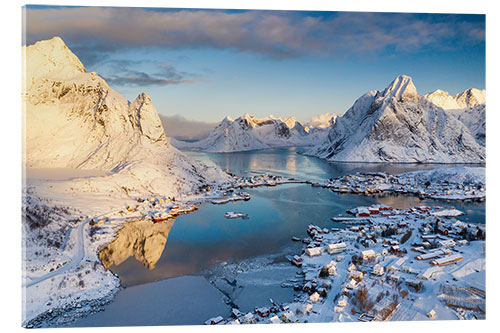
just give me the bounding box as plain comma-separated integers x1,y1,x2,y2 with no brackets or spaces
224,211,248,219
152,212,172,223
289,255,303,267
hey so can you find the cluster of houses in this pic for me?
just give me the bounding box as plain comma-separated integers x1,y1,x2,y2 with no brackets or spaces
211,191,250,204
205,300,304,325
232,174,303,188
87,196,202,226
207,202,485,325
310,172,485,201
124,198,199,223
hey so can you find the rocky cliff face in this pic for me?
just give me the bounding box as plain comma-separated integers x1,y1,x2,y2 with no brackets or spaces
23,37,230,197
307,75,485,163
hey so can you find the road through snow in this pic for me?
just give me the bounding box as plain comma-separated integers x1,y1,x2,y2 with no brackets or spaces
24,221,87,288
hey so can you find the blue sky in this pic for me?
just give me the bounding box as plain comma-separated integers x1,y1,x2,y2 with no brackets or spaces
23,6,485,123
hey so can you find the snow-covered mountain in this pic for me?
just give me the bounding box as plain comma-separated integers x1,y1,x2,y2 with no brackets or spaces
306,75,485,163
23,37,230,197
424,89,485,146
171,113,336,153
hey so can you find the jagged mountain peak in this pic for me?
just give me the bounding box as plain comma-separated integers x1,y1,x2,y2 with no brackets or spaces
240,112,254,121
135,92,153,104
129,93,165,142
24,36,86,89
380,74,418,103
426,89,450,99
455,88,486,108
424,89,457,110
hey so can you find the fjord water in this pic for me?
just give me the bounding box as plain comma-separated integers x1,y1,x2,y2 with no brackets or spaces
72,148,484,327
106,148,485,286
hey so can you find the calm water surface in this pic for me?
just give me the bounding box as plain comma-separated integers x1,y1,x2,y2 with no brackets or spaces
107,148,485,287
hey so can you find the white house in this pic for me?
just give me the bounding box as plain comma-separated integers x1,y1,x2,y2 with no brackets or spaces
346,279,358,289
310,292,321,303
337,296,348,307
280,311,298,323
241,313,255,324
305,247,322,257
325,261,337,276
372,264,384,276
302,303,313,312
439,239,456,248
361,249,376,260
326,242,347,254
349,270,364,281
418,266,443,280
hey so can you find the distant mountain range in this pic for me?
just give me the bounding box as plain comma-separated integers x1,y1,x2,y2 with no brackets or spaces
171,113,338,152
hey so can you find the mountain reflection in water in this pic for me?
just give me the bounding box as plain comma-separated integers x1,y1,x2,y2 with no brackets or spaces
99,219,175,270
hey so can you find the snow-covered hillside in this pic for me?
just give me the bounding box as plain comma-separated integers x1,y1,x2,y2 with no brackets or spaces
307,75,485,163
171,113,336,153
23,37,230,198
